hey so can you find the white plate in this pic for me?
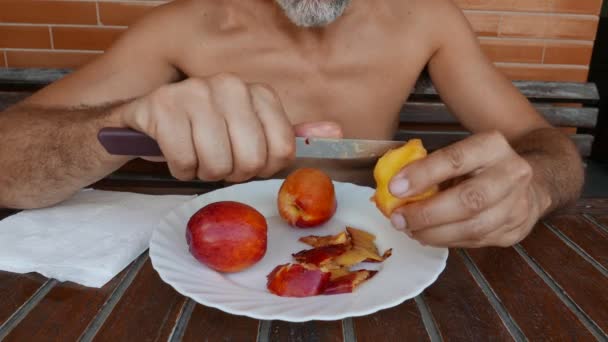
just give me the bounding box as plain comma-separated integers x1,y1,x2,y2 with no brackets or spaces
149,180,448,322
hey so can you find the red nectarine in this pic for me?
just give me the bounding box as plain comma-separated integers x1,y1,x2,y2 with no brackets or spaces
186,201,267,273
267,263,330,297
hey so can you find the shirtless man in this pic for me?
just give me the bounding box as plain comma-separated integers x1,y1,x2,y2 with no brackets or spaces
0,0,583,248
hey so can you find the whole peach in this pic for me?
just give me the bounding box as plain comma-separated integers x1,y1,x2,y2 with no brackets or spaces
278,168,337,228
186,201,267,273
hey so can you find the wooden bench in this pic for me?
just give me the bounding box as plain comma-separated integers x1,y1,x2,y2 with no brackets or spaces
0,67,600,180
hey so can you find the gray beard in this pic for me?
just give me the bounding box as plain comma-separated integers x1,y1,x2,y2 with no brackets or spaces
275,0,352,27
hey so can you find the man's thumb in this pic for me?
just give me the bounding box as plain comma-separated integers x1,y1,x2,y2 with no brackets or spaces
293,121,343,138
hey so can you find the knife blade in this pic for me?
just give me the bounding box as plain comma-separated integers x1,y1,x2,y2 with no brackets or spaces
97,127,405,160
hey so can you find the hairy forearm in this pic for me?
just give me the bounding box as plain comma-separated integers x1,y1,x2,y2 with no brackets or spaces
514,127,584,215
0,102,132,209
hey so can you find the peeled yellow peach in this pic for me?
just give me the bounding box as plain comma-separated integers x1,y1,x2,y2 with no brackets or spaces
372,139,438,217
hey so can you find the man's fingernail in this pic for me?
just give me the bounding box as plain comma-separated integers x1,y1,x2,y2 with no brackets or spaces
297,121,343,138
390,178,410,197
318,123,343,138
390,213,407,231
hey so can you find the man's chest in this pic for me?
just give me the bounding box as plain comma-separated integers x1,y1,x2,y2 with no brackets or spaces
176,29,431,139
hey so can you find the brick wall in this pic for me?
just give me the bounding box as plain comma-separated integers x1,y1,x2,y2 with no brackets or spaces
0,0,602,82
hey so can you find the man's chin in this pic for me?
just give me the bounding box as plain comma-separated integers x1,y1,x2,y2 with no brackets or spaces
275,0,351,28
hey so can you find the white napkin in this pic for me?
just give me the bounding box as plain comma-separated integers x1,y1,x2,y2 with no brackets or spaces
0,189,194,288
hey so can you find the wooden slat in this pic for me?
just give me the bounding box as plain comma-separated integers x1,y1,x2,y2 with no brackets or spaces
553,199,608,216
518,224,608,334
512,81,600,103
395,130,594,157
0,209,47,327
466,247,595,340
2,264,132,341
119,158,173,176
1,91,601,126
0,91,599,131
0,273,46,327
412,76,600,103
91,178,214,196
0,92,28,111
0,68,69,91
89,160,224,193
352,300,430,341
269,321,343,342
546,216,608,269
401,102,598,128
0,91,596,158
91,260,188,341
0,209,19,220
181,305,260,342
0,67,599,102
423,253,512,340
590,215,608,234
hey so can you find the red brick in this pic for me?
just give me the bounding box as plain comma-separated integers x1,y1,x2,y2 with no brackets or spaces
456,0,602,15
0,1,97,25
0,26,51,49
500,14,599,40
99,2,160,26
456,0,551,12
544,41,594,65
553,0,603,15
545,16,599,40
463,12,501,36
480,39,544,63
496,63,589,82
52,27,125,51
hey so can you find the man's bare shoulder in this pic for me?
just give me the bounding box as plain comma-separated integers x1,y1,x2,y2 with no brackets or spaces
163,0,236,30
106,0,238,69
21,0,233,106
393,0,467,22
124,0,234,44
387,0,474,47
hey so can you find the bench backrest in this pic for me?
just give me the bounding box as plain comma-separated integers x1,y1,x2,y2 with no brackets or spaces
0,68,600,158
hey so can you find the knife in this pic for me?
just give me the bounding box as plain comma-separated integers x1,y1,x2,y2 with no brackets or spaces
97,127,405,160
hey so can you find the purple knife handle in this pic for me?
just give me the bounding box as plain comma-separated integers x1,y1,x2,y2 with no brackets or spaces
98,128,162,156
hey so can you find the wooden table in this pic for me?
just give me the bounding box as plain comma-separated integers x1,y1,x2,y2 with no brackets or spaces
0,180,607,341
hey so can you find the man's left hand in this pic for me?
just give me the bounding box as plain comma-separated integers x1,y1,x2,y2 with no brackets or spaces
388,131,549,248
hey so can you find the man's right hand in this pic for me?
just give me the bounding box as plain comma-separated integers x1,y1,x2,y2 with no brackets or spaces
118,73,342,182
